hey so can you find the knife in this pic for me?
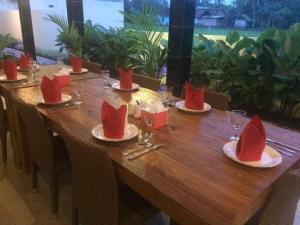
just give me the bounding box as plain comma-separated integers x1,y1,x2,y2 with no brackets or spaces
266,138,300,152
128,144,164,160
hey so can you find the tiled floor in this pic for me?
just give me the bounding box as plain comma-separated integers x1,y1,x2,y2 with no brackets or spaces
0,139,299,225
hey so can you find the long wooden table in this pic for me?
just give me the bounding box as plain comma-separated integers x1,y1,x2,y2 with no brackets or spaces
0,65,102,171
12,77,300,225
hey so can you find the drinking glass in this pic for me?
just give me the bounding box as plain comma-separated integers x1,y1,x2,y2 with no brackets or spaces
57,56,64,69
230,110,246,141
141,103,156,139
29,60,38,82
73,83,83,105
158,85,174,107
102,70,110,87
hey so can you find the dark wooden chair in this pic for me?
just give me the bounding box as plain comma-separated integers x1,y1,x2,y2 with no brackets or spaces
205,90,229,111
133,74,161,91
0,96,8,165
12,94,69,214
82,61,102,74
59,127,158,225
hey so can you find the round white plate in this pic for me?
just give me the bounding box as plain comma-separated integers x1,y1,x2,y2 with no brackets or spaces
175,100,211,113
68,68,88,74
91,124,138,142
37,94,72,105
0,74,28,82
223,141,282,168
111,83,140,91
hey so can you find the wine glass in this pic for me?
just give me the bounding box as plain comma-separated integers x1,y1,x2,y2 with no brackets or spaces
72,82,83,105
102,70,110,87
230,110,246,141
29,60,38,82
158,85,174,107
57,56,64,69
141,103,156,139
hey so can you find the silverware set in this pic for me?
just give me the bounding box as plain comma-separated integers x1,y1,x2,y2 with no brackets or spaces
48,101,77,113
266,138,300,157
122,132,165,160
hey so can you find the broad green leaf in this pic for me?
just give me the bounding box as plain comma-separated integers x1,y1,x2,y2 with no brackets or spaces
226,31,240,45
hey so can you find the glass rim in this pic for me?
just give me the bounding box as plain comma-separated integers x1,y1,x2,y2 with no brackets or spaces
231,110,246,116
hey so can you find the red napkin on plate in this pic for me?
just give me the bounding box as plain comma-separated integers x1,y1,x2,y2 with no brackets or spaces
40,76,62,103
184,82,205,110
101,101,127,139
119,68,133,89
3,60,17,80
236,116,266,162
19,53,31,69
70,56,82,72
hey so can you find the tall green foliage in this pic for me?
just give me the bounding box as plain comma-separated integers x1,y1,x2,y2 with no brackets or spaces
45,14,82,56
192,22,300,120
0,34,16,57
121,5,168,79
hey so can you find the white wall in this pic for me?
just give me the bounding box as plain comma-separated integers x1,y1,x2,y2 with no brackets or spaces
0,10,22,40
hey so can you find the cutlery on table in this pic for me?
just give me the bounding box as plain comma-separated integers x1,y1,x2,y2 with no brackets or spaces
266,138,300,152
128,144,165,160
122,142,153,156
266,142,296,154
48,102,76,113
273,148,293,157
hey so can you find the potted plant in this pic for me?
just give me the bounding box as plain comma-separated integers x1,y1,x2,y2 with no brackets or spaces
45,14,83,72
0,33,16,69
121,5,168,90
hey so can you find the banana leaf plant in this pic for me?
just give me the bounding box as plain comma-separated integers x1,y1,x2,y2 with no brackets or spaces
121,5,168,79
45,14,82,57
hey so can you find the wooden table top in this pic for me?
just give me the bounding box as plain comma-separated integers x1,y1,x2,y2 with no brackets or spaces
13,77,300,225
0,65,102,92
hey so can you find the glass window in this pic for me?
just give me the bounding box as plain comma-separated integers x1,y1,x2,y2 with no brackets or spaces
29,0,68,63
83,0,124,28
0,0,23,54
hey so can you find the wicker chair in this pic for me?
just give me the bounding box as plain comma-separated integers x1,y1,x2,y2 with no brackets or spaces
245,168,300,225
205,90,229,111
12,95,69,214
59,128,158,225
180,88,229,111
82,61,102,74
0,96,8,165
133,74,161,91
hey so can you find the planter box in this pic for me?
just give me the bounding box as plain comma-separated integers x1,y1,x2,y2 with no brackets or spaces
82,61,102,74
133,74,161,91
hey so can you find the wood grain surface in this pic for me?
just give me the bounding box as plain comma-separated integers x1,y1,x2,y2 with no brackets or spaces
13,77,300,225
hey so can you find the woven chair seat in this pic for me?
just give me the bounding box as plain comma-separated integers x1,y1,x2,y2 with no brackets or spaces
118,184,158,225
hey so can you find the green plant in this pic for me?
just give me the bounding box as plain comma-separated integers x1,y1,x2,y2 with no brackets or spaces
191,22,300,124
121,5,168,79
93,28,136,77
0,34,16,57
45,14,82,57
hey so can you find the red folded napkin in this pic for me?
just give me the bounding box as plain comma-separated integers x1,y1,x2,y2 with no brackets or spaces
3,60,17,80
55,75,70,87
40,76,62,103
119,68,133,89
236,116,266,162
19,53,31,69
70,56,82,72
101,101,127,139
184,82,205,110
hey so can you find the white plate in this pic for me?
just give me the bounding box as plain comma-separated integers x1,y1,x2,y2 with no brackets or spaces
0,74,28,82
175,100,211,113
37,94,72,105
91,124,138,142
223,141,282,168
68,68,88,74
111,82,140,91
